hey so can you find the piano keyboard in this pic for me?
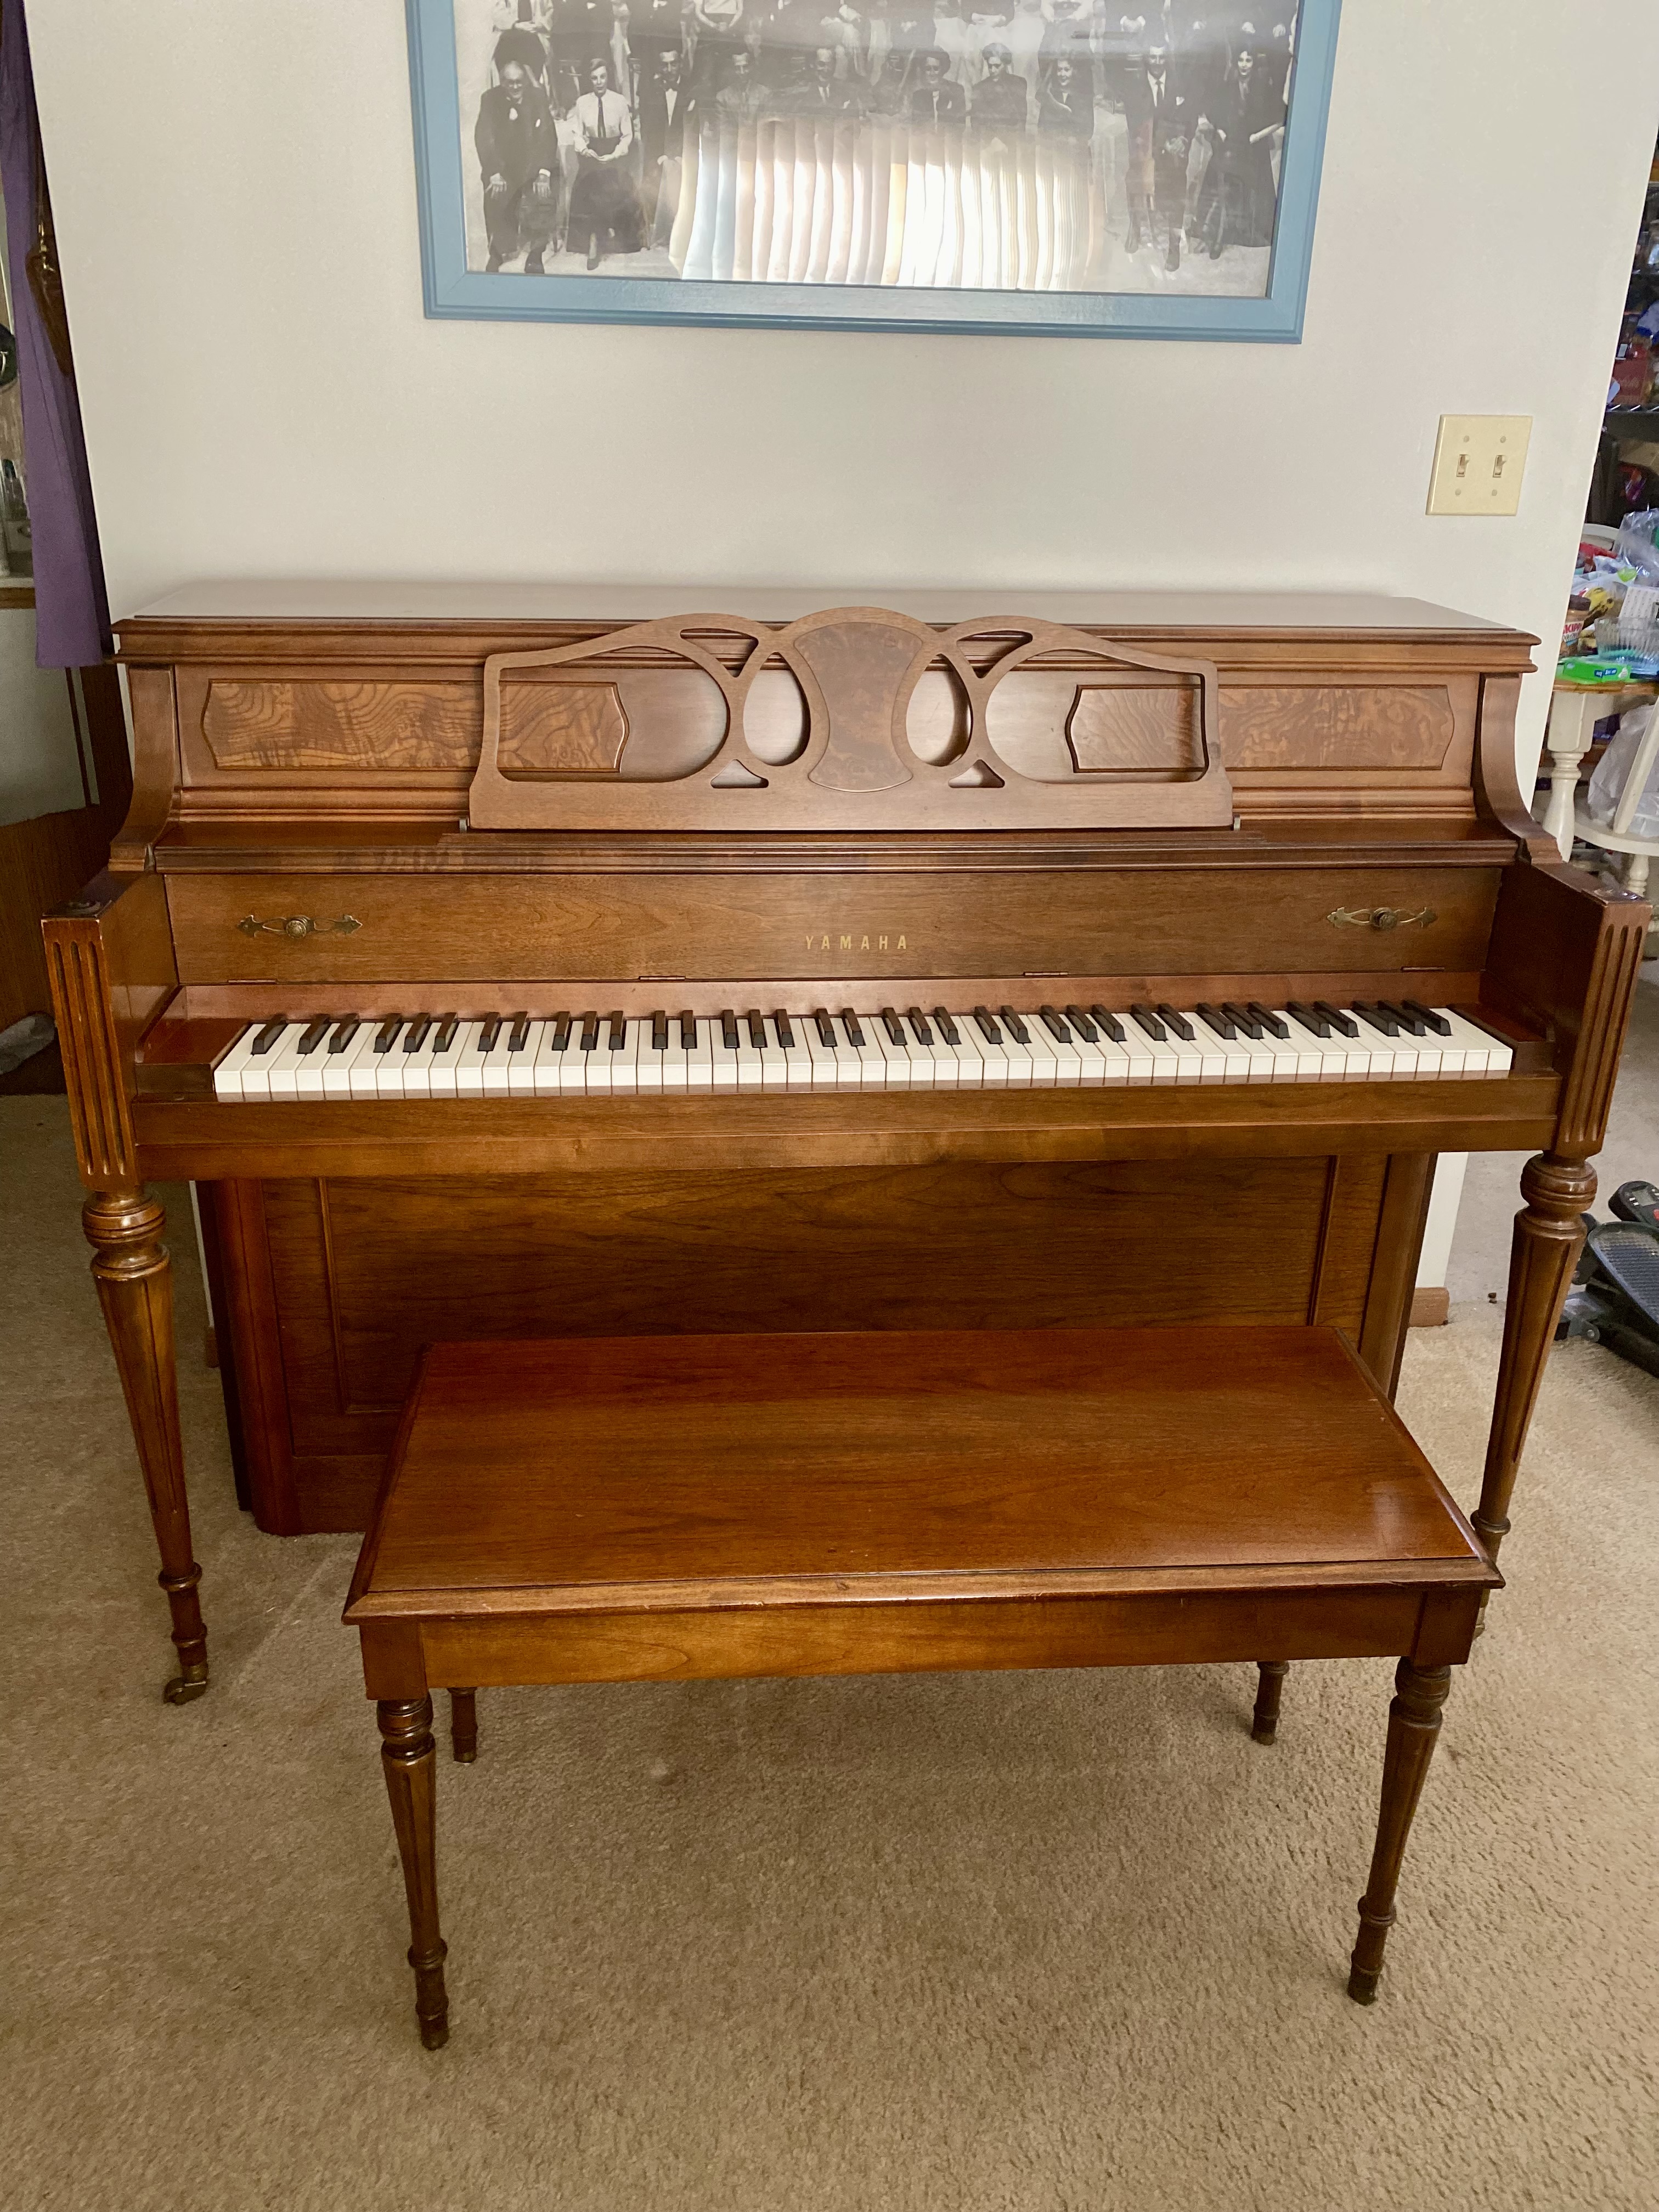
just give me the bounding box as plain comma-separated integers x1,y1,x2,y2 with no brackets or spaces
212,1001,1514,1101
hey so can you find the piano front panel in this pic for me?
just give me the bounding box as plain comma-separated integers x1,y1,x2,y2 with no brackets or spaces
164,866,1503,988
216,1152,1409,1534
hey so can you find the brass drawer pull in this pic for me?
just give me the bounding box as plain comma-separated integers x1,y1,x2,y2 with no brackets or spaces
236,914,362,940
1326,905,1437,933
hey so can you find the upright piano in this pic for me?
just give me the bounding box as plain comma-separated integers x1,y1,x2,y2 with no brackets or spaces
45,587,1649,1701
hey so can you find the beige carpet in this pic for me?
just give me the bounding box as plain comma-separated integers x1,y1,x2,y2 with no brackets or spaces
3,1093,1656,2212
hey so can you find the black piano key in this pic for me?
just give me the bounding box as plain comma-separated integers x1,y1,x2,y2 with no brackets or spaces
1379,1000,1429,1036
906,1007,934,1046
477,1013,503,1052
1088,1005,1127,1043
403,1015,434,1053
840,1009,866,1048
774,1010,795,1049
579,1013,600,1053
651,1011,669,1051
880,1007,907,1046
813,1007,837,1048
1155,1005,1195,1040
433,1015,461,1053
1352,1002,1400,1037
545,1012,571,1051
1401,998,1452,1036
297,1017,330,1055
1195,1003,1237,1040
679,1011,697,1050
607,1011,627,1051
973,1005,1002,1043
720,1009,740,1053
375,1016,406,1054
1221,1001,1263,1039
1246,1002,1290,1039
1039,1005,1071,1041
746,1009,768,1050
933,1007,962,1046
326,1018,360,1055
1284,1001,1331,1038
1312,1000,1359,1039
998,1006,1031,1045
1063,1004,1099,1043
1130,1005,1166,1041
503,1012,529,1051
251,1017,287,1056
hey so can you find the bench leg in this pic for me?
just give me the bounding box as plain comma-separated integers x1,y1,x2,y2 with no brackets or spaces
1251,1660,1289,1744
378,1696,450,2049
1347,1659,1452,2005
450,1689,478,1763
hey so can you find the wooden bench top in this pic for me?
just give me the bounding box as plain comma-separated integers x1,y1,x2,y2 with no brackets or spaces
345,1327,1496,1628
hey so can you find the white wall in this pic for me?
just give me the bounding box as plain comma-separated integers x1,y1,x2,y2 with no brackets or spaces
25,1,1659,785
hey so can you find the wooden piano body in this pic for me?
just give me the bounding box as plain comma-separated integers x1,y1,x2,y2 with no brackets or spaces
44,587,1649,1701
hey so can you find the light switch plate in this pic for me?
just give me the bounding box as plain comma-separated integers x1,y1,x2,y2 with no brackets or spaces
1427,415,1532,516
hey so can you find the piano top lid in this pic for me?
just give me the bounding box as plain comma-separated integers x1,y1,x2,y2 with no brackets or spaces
117,580,1532,642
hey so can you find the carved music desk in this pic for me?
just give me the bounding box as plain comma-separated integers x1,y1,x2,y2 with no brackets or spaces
43,587,1649,1706
347,1327,1500,2045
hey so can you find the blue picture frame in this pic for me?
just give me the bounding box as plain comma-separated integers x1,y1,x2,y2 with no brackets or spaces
407,0,1340,340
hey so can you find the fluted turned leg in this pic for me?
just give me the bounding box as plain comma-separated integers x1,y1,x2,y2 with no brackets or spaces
1347,1660,1452,2004
379,1696,449,2048
83,1188,208,1703
1251,1660,1289,1745
449,1689,478,1764
1472,1152,1595,1618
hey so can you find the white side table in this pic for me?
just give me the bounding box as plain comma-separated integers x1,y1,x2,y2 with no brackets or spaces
1540,679,1656,861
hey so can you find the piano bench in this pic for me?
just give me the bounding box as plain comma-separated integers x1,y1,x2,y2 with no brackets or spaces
344,1325,1499,2049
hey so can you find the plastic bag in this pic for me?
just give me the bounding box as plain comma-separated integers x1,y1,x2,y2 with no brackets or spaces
1613,521,1659,581
1587,702,1659,839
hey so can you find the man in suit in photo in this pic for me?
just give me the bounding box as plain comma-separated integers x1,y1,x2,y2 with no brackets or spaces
637,47,691,242
475,56,561,273
1122,37,1193,267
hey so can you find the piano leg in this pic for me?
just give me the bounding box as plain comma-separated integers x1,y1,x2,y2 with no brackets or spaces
378,1696,450,2049
1347,1658,1452,2004
450,1688,479,1763
83,1187,209,1704
1472,1150,1595,1601
1250,1660,1289,1745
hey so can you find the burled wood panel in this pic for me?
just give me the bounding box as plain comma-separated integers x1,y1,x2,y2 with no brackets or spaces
201,679,479,770
1220,686,1455,770
984,675,1199,778
498,681,628,776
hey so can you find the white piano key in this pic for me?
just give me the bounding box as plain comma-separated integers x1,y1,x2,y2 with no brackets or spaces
424,1021,465,1099
1123,1016,1182,1086
932,1016,983,1088
634,1018,667,1096
1440,1010,1511,1077
266,1024,322,1101
906,1012,954,1087
1163,1014,1228,1085
868,1015,913,1088
804,1017,842,1090
840,1014,886,1090
530,1022,578,1096
1281,1014,1364,1084
687,1019,717,1093
212,1024,265,1101
445,1019,488,1098
752,1014,788,1091
505,1019,545,1097
776,1018,813,1091
1035,1014,1085,1087
323,1022,378,1101
605,1021,640,1097
1190,1011,1253,1085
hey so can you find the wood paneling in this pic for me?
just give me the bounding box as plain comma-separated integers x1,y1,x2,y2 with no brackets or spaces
221,1149,1395,1533
164,865,1503,986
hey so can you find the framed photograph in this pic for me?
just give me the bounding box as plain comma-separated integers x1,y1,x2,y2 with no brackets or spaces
407,0,1340,338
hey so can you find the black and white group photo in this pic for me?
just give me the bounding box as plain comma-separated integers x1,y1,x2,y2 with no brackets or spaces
458,1,1301,293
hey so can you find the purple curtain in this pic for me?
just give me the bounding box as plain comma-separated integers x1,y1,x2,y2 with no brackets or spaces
0,0,110,668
